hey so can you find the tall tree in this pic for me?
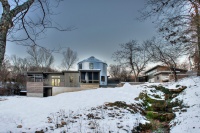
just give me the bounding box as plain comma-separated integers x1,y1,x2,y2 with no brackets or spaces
144,38,184,82
140,0,200,75
61,47,78,70
0,0,70,69
113,40,151,82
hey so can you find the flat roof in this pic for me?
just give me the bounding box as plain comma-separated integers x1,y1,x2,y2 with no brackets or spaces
79,69,101,72
145,65,187,74
27,71,79,74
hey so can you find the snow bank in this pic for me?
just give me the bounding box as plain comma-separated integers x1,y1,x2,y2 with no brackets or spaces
0,83,143,132
169,77,200,133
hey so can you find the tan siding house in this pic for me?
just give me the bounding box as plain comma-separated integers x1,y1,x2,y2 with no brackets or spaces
144,65,187,83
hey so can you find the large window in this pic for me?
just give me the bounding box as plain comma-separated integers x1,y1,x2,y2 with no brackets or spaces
89,63,94,69
51,76,60,86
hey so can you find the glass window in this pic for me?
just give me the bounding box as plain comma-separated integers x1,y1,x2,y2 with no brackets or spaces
89,63,93,69
101,76,105,82
51,76,61,86
69,76,73,83
52,79,60,86
79,64,82,69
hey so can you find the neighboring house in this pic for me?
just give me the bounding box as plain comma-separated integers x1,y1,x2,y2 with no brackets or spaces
142,65,187,83
26,56,108,97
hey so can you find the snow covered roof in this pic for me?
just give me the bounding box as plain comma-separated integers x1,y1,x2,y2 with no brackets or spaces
78,56,107,65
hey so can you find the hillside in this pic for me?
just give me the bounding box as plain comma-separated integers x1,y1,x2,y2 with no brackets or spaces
0,77,199,132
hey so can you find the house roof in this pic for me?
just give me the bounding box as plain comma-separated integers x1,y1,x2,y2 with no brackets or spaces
145,65,166,74
27,71,79,75
78,56,107,65
145,65,187,74
79,69,101,72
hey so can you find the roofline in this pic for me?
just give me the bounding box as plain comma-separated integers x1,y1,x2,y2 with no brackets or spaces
79,69,101,72
144,65,163,73
27,71,79,74
145,65,187,74
77,56,107,65
62,71,79,73
77,61,107,65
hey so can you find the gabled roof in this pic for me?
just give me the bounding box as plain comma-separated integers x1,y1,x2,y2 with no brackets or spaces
78,56,107,65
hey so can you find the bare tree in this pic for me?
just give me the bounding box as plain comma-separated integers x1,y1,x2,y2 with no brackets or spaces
61,47,78,70
113,40,151,82
27,45,54,71
177,59,190,70
144,38,184,82
139,0,200,75
109,64,131,82
10,55,30,73
0,0,73,69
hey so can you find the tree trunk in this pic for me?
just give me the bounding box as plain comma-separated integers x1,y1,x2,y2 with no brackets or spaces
0,30,8,69
173,70,178,82
194,3,200,76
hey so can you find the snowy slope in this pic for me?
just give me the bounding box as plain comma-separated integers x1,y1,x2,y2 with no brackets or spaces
0,77,200,132
167,77,200,133
0,83,144,132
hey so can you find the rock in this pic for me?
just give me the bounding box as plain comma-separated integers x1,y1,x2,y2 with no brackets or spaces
181,109,187,112
61,121,67,125
88,121,96,129
87,113,95,119
17,125,22,128
165,113,175,121
134,97,140,101
117,125,123,128
35,131,44,133
173,108,180,112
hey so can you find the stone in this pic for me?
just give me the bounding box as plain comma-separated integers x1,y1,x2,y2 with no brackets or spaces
61,121,67,125
17,125,22,128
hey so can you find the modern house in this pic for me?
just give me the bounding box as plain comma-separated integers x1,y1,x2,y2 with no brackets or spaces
26,71,80,97
26,56,107,97
141,65,188,83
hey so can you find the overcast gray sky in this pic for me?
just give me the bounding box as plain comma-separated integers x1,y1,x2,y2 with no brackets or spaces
5,0,157,69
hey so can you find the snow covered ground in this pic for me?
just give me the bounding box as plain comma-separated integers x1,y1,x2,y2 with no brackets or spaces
166,77,200,133
0,77,200,132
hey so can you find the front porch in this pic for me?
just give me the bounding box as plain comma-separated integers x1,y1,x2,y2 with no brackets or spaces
79,70,100,84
